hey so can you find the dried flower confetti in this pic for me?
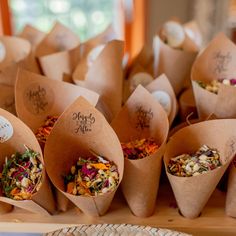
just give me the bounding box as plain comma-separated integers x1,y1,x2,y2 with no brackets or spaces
196,78,236,94
64,155,119,196
121,138,159,160
35,115,58,144
168,145,222,177
0,146,43,200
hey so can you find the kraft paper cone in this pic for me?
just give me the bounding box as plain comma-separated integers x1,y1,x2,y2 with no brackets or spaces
18,24,46,51
76,40,124,121
0,84,16,115
0,108,55,215
164,119,236,219
72,25,116,83
179,88,197,121
35,22,79,58
15,69,99,133
0,36,31,70
0,37,31,86
111,85,169,217
191,33,236,119
44,97,124,216
226,164,236,217
39,45,81,81
146,74,178,126
153,35,197,95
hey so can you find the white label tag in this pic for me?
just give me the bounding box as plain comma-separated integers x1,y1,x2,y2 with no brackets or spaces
0,41,6,63
0,116,13,143
151,90,171,116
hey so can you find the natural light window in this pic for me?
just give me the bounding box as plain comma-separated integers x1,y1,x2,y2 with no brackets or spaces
10,0,115,41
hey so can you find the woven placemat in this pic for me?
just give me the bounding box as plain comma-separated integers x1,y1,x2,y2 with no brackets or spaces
44,224,191,236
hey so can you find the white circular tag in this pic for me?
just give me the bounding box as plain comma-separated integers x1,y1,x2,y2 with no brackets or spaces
0,116,13,143
130,72,153,92
151,90,171,116
162,21,185,48
87,44,105,67
0,41,6,63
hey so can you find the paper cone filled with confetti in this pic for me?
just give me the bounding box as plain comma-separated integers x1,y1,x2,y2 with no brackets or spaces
18,24,46,74
111,85,169,217
146,74,178,126
73,40,124,122
191,33,236,119
164,119,236,219
0,36,31,86
0,108,55,215
226,162,236,217
153,20,198,95
44,97,124,217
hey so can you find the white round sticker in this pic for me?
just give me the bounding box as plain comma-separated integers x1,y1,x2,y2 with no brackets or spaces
0,116,13,143
87,44,105,67
130,72,153,92
0,41,6,63
151,90,171,116
162,21,185,48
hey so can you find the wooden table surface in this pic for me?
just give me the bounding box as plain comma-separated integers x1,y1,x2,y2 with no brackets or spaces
0,179,235,236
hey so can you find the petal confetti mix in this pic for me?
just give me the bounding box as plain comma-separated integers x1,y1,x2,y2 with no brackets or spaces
64,155,119,196
196,79,236,94
35,115,58,144
0,146,43,200
121,138,159,160
168,144,222,177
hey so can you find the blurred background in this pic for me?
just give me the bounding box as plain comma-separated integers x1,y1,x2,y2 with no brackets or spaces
0,0,235,62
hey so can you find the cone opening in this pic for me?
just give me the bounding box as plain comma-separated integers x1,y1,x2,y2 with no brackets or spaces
0,109,49,203
44,97,124,200
165,120,236,176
